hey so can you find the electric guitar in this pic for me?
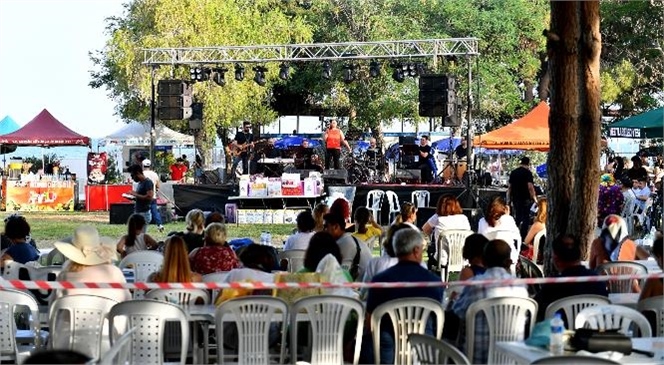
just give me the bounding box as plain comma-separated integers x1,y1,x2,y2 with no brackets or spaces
229,139,267,157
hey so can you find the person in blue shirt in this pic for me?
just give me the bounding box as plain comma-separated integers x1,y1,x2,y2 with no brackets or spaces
363,227,444,364
0,215,39,268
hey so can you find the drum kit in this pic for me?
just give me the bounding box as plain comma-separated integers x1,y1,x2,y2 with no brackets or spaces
343,148,386,184
436,152,467,185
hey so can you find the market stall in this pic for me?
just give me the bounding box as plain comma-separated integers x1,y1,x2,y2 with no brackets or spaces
0,109,89,211
473,101,550,151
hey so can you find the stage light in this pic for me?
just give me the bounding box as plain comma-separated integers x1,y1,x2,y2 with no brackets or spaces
298,0,312,9
322,61,332,80
189,67,210,82
392,64,405,83
253,66,268,86
212,67,228,86
343,64,355,84
369,61,380,78
279,63,290,80
407,63,417,77
234,64,245,81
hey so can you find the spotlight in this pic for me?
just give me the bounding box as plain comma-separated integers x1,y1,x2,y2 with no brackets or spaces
234,64,245,81
407,63,417,77
298,0,312,9
369,60,381,78
253,66,268,86
212,67,228,86
322,61,332,80
343,64,355,84
392,64,405,83
189,67,210,82
279,63,290,80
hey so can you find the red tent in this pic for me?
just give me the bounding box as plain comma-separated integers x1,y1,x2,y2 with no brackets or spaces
473,102,549,151
0,109,90,146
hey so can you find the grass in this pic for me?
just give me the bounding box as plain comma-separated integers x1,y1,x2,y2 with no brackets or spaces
12,212,297,249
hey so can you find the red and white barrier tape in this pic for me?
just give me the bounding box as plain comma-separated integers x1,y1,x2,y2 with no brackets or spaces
1,272,663,291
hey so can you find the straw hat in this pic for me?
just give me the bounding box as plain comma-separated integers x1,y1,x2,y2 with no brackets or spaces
54,226,117,265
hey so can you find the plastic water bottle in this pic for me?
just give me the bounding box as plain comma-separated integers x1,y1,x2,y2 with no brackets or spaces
265,231,272,246
550,313,565,355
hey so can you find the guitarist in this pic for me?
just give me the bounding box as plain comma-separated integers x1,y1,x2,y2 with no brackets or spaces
230,121,255,178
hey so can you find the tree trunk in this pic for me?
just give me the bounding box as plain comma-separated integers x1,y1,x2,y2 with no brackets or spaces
544,1,601,276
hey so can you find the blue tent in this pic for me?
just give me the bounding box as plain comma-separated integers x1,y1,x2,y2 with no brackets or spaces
274,136,322,149
536,163,547,178
0,115,20,135
432,137,462,152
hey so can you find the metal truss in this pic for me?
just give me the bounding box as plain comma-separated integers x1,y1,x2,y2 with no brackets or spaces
142,38,479,65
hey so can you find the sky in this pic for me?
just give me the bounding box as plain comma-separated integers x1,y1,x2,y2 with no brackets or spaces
0,0,126,139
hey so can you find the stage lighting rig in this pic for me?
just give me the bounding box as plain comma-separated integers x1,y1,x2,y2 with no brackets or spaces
369,60,381,78
212,67,228,86
391,63,405,82
322,61,332,80
342,64,356,84
253,65,268,86
190,67,211,82
234,64,245,81
279,63,290,80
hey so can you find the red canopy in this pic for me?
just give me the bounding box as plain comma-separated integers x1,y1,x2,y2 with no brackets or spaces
473,102,549,151
0,109,90,146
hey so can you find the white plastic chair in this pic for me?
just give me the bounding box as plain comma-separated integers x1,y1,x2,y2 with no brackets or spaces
436,229,473,282
291,295,365,365
633,197,653,231
108,300,190,365
202,271,230,301
411,190,430,208
45,248,66,266
371,297,444,365
48,294,119,361
575,304,652,337
531,355,621,364
408,333,470,365
621,198,639,235
544,294,610,327
366,190,386,224
466,296,537,365
118,251,163,298
216,296,288,365
637,295,664,336
483,230,521,273
385,190,401,224
596,261,648,293
532,229,546,262
145,289,210,306
98,327,136,365
0,289,42,364
279,249,307,272
21,265,62,305
1,260,26,279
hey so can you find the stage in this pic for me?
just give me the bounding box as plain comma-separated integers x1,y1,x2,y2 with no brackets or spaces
172,182,507,229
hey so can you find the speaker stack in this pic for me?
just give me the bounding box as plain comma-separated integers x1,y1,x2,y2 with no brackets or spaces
418,74,459,127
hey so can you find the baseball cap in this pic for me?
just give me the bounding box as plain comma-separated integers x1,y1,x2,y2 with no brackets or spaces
141,159,151,167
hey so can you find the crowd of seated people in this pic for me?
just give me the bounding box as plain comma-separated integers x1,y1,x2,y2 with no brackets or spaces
2,184,662,365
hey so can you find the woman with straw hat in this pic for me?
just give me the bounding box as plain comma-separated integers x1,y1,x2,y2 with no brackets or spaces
54,226,130,302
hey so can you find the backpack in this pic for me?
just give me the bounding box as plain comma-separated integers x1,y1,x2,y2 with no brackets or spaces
349,236,362,280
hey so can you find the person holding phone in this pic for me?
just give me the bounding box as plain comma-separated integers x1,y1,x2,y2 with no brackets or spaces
323,118,351,170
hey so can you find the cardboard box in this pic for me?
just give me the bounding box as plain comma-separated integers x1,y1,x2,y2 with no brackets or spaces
281,173,301,188
263,210,273,224
303,177,316,196
237,209,248,224
267,178,282,197
239,176,250,196
250,179,268,197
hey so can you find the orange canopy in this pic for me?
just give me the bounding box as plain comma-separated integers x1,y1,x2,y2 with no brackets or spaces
473,102,549,151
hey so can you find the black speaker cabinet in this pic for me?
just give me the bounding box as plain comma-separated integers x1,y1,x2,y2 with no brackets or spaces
322,169,348,184
395,169,421,183
109,203,172,225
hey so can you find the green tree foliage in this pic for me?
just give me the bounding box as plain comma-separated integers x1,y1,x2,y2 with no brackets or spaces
600,0,664,116
90,0,314,148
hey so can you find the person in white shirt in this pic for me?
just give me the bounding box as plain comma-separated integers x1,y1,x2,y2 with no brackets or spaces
632,177,652,212
283,211,316,251
323,213,373,280
422,195,471,244
477,196,521,265
141,159,164,232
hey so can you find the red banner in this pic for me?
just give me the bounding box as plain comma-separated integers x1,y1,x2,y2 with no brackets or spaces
87,152,108,184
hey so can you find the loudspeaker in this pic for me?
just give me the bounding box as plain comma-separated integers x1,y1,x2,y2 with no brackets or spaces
395,169,421,183
419,75,455,91
203,170,220,184
157,79,194,120
157,80,192,95
322,169,348,184
399,136,417,146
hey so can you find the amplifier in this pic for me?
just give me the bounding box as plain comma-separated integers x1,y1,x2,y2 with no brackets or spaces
322,169,348,184
395,169,421,183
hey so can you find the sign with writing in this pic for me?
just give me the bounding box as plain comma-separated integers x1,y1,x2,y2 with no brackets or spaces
608,127,642,138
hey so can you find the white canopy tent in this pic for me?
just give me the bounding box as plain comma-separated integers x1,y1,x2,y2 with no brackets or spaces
101,121,194,146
